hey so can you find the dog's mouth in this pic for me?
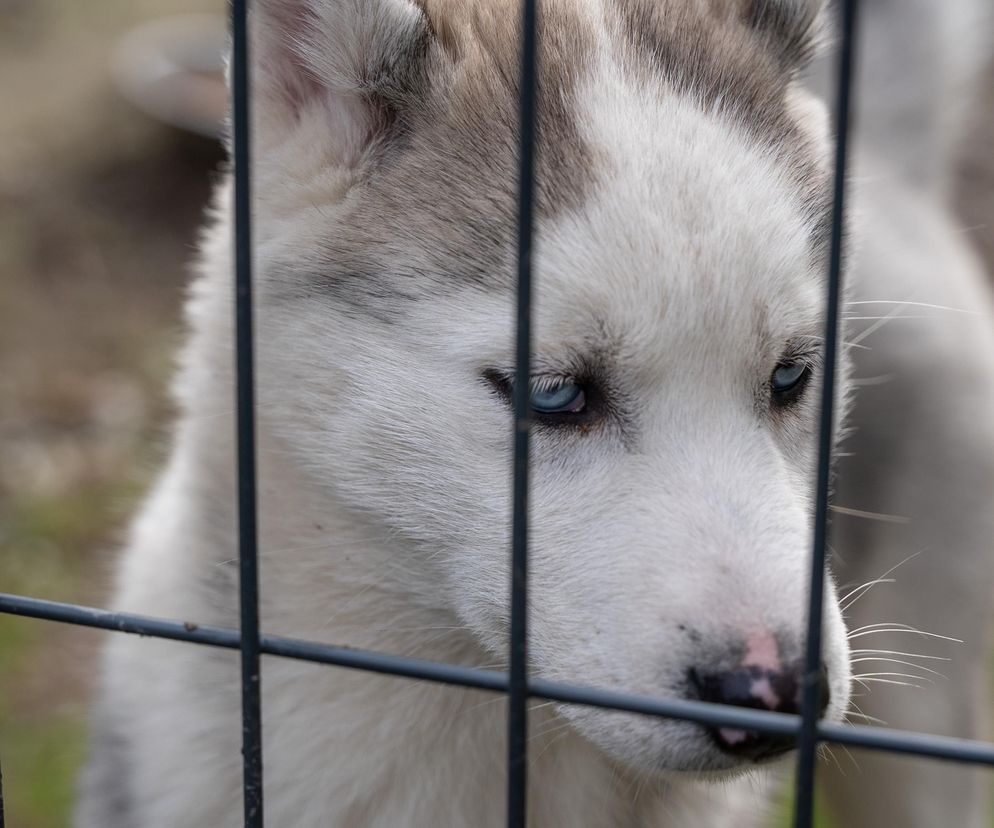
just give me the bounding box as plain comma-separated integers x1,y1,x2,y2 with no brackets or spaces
549,661,841,776
680,720,800,772
703,725,797,763
688,662,829,764
549,702,797,779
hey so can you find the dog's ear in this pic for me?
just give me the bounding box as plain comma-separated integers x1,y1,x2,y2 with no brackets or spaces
249,0,438,165
748,0,826,71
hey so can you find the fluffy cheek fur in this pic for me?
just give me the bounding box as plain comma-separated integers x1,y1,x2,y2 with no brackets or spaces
254,271,851,774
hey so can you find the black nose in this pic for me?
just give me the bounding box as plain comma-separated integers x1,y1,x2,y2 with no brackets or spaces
690,663,830,762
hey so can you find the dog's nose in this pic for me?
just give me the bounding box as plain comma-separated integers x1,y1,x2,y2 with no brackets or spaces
690,662,830,762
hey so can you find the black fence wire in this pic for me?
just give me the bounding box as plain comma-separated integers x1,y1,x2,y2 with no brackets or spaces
793,2,857,825
230,1,263,823
2,1,994,826
507,0,539,823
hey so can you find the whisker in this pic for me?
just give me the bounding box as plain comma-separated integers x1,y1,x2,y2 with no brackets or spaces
847,616,963,644
819,743,846,775
320,582,381,630
454,693,511,720
846,300,982,315
845,315,955,322
854,677,925,689
528,720,572,743
530,728,572,763
836,743,861,772
852,671,934,682
847,622,919,633
830,506,908,523
841,551,924,612
850,648,949,661
844,710,887,726
850,656,947,679
850,304,906,345
795,333,871,352
847,628,962,644
840,577,896,610
632,775,647,807
849,374,897,387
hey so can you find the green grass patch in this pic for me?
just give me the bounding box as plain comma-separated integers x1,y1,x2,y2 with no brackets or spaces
0,710,88,828
0,481,142,828
772,775,835,828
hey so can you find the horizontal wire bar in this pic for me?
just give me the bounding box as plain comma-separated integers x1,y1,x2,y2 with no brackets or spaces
0,593,508,690
4,592,994,767
817,721,994,765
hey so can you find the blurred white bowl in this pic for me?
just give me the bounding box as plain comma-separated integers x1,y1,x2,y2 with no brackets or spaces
112,14,227,139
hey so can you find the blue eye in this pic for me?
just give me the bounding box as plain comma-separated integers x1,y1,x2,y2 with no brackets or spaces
771,361,809,395
530,381,586,414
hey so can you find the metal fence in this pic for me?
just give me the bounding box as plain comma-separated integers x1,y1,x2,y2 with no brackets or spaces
2,1,994,827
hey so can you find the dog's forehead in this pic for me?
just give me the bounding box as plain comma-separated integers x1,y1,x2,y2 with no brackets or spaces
314,0,828,314
518,43,826,370
402,0,823,205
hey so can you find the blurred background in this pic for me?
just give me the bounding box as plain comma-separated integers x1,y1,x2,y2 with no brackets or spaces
0,2,992,827
0,1,222,825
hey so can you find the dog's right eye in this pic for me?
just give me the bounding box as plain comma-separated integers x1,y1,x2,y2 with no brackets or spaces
770,360,812,406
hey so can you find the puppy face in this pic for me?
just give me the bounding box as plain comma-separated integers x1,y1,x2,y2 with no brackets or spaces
234,0,850,774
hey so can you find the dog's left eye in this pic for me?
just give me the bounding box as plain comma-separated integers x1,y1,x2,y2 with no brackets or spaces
770,360,811,404
530,381,586,414
483,370,594,426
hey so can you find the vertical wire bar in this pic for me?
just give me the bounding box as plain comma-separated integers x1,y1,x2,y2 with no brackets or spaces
0,749,5,828
793,1,858,826
231,0,263,825
507,0,538,825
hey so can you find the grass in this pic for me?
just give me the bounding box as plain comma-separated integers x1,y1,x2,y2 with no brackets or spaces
0,709,87,828
0,482,153,827
773,776,835,828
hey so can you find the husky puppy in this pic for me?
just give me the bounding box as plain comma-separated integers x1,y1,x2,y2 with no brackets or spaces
77,0,994,826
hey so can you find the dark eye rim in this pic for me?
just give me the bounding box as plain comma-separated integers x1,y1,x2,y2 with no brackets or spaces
482,369,603,428
530,382,586,414
770,360,813,407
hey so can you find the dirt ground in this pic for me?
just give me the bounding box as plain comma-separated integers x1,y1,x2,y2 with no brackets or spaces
0,3,991,827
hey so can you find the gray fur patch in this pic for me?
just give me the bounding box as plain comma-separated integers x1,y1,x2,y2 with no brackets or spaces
294,0,601,301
